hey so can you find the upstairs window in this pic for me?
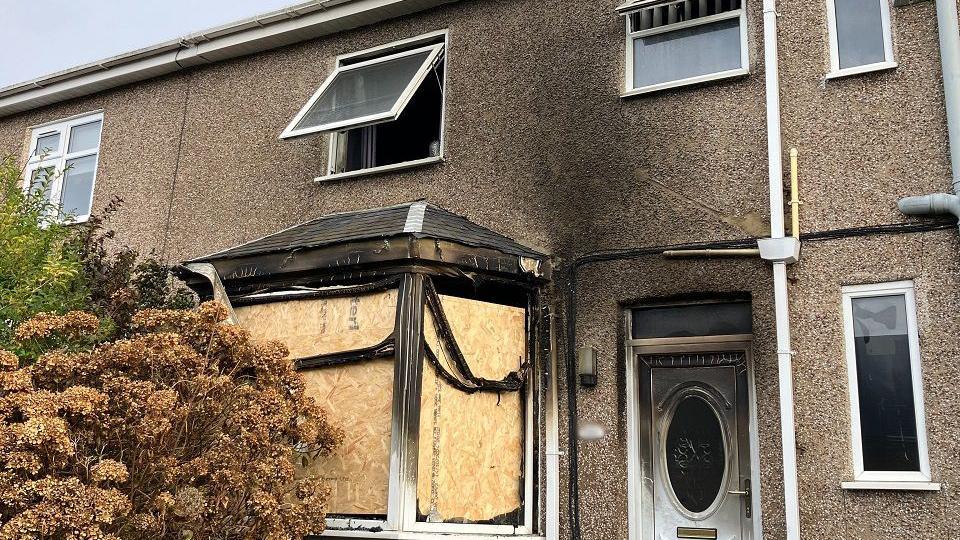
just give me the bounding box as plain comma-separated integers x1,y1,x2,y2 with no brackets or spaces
282,32,446,179
618,0,749,95
24,112,103,223
826,0,895,78
841,281,932,485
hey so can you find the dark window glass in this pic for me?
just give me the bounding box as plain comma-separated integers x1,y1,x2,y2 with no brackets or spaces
851,294,921,472
339,58,443,173
665,396,726,513
632,302,752,339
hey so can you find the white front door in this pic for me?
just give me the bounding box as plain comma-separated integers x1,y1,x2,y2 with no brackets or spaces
636,352,753,540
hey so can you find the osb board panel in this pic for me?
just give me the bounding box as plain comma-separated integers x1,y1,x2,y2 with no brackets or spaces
234,289,397,359
428,294,526,379
417,296,526,523
299,358,394,516
417,360,523,522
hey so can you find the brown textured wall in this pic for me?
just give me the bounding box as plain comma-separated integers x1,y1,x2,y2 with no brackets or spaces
1,0,958,538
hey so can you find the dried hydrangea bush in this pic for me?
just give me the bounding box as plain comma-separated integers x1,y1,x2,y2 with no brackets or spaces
0,302,342,540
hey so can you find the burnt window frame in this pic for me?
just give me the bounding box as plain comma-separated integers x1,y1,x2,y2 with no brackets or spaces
241,274,539,538
840,280,935,489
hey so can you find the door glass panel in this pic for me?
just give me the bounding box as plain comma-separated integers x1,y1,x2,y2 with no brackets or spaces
632,301,752,338
665,395,726,514
851,294,921,471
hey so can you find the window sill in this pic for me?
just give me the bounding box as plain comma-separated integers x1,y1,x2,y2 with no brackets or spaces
621,67,750,98
315,156,443,182
841,480,941,491
825,61,898,80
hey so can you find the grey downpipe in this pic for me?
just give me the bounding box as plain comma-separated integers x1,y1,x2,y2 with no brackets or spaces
898,0,960,221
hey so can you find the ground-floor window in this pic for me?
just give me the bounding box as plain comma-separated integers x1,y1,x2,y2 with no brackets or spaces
841,281,931,483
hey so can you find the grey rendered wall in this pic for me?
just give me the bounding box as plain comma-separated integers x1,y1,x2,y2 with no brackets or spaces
0,0,958,538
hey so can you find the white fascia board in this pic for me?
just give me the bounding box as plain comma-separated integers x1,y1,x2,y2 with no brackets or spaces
0,0,456,118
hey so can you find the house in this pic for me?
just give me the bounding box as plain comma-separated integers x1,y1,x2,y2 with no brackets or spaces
2,0,959,538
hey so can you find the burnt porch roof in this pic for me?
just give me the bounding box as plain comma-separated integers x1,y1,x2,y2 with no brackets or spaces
188,201,546,263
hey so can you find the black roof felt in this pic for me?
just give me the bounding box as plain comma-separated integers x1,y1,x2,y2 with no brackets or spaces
189,201,545,262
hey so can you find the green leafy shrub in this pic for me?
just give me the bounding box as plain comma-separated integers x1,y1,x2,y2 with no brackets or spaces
0,154,194,349
0,156,86,350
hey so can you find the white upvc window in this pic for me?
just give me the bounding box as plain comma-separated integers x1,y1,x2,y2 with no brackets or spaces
23,111,104,223
841,281,933,487
618,0,749,96
281,31,447,181
825,0,896,79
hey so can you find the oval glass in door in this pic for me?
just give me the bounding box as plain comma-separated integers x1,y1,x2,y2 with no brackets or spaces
664,394,727,514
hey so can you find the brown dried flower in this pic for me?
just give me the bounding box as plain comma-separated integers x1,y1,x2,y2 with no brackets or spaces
0,303,341,539
14,311,99,342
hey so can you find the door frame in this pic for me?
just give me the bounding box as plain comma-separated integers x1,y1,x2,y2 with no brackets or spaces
625,313,764,540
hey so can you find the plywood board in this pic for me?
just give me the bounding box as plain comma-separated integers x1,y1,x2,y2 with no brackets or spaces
234,289,397,359
299,358,394,516
417,296,526,523
437,294,526,379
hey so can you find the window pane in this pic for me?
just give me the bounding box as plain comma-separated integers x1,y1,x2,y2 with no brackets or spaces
632,302,752,338
67,120,102,153
851,294,921,472
633,17,742,89
834,0,886,69
34,132,60,156
294,49,435,132
60,155,96,218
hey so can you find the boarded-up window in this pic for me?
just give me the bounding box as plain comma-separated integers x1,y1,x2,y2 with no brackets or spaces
234,289,398,517
418,294,526,524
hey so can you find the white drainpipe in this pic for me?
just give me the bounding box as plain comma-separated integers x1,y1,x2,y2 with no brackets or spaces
898,0,960,220
760,0,802,538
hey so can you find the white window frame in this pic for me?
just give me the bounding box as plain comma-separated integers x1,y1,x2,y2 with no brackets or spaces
313,31,449,182
825,0,897,79
621,1,750,97
280,32,446,140
841,281,932,485
23,111,104,223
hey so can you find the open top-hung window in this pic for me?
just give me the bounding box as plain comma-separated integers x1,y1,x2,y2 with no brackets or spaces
618,0,749,95
282,33,446,178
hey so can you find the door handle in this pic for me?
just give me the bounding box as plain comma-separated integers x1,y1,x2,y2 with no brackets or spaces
727,479,751,518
